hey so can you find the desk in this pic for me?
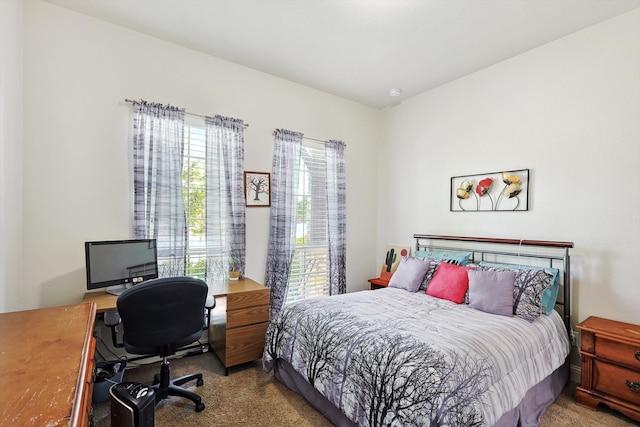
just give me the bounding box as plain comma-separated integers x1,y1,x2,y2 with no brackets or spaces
82,277,269,314
207,278,270,373
82,291,118,313
83,278,270,373
0,303,97,427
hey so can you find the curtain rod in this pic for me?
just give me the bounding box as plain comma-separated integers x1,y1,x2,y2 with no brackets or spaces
271,131,346,146
124,99,249,128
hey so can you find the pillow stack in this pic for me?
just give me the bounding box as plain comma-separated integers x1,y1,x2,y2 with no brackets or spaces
385,253,560,322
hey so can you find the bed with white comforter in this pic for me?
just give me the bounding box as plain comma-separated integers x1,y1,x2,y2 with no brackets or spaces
264,287,570,426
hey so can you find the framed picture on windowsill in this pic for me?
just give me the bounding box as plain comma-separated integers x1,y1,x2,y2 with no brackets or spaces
244,171,271,207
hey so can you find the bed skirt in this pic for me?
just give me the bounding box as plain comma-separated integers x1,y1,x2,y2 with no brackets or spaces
273,357,569,427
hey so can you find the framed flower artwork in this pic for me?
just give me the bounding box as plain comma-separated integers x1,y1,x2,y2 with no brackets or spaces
450,168,529,212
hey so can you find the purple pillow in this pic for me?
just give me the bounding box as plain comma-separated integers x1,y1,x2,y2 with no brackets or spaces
468,269,515,316
388,257,432,292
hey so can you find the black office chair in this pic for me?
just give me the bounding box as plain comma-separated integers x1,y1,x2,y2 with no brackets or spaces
113,276,208,412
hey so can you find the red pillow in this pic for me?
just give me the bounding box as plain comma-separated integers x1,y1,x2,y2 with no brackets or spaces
426,262,472,304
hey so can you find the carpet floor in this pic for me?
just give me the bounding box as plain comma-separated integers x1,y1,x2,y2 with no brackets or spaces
93,351,639,426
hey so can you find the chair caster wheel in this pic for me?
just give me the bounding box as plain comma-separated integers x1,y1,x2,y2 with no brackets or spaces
195,402,205,412
196,378,204,387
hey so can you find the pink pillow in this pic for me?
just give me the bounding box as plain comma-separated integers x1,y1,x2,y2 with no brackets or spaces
426,262,472,304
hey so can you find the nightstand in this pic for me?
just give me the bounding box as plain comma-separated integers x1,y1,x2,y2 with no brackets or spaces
576,316,640,422
368,277,389,290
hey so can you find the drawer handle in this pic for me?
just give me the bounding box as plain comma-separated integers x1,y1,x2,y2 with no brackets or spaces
636,351,640,362
626,380,640,393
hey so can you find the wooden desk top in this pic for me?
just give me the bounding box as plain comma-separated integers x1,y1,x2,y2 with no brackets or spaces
82,277,268,313
0,303,96,426
207,277,268,296
82,291,118,313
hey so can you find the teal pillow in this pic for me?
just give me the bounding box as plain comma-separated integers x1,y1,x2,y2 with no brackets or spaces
414,250,472,266
478,261,560,317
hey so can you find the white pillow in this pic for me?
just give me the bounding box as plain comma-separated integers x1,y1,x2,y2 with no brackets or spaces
388,257,432,292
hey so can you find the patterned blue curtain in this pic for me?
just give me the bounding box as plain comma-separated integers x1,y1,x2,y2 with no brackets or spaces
265,129,303,319
204,115,246,280
325,139,347,295
131,100,187,276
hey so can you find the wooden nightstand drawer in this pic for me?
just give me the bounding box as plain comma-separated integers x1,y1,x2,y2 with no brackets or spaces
594,360,640,404
228,305,269,328
597,337,640,369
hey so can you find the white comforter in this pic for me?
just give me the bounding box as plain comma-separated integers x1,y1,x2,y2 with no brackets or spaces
264,287,570,426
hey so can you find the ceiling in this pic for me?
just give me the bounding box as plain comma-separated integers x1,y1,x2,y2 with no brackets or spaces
44,0,640,109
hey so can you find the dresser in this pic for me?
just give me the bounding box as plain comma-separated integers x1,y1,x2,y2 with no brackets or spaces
208,278,270,374
0,303,97,427
576,316,640,422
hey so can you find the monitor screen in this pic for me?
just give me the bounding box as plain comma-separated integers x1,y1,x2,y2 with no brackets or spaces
85,239,158,292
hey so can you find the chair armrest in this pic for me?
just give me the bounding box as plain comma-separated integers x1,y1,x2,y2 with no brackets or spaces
205,295,216,309
104,309,121,327
104,309,124,348
203,296,216,330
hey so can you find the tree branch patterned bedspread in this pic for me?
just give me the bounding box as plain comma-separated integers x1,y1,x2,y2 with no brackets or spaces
264,287,570,426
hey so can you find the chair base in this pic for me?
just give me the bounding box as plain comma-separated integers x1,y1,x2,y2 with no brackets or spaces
152,357,205,412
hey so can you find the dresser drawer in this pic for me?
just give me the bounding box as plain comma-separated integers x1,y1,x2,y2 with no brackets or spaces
228,305,269,328
594,360,640,404
227,288,269,310
596,337,640,369
226,322,269,366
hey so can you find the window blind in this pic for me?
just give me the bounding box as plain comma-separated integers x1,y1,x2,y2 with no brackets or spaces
182,124,208,279
287,141,330,303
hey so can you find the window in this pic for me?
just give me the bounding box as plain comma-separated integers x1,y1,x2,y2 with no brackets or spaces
287,141,330,303
131,102,245,282
181,123,208,279
179,122,233,281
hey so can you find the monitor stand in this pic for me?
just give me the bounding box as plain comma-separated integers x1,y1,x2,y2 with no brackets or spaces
105,285,127,296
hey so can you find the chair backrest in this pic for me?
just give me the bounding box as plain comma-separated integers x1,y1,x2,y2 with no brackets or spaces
116,276,207,356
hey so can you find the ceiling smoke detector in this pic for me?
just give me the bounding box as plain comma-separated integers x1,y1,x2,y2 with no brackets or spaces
389,88,402,97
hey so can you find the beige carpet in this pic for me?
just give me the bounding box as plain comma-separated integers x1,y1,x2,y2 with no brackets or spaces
93,352,639,426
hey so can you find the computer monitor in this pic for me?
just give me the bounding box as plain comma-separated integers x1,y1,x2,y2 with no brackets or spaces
85,239,158,295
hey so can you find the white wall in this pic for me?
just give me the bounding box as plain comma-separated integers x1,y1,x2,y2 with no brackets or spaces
0,0,24,313
379,8,640,327
11,0,640,328
14,1,379,311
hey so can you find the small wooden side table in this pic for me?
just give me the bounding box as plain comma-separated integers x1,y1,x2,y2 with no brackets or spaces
576,316,640,423
368,277,389,290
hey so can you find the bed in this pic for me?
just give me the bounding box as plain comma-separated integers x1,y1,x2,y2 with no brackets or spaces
264,234,574,426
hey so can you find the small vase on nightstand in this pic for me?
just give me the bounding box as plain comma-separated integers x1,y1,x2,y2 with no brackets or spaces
229,271,240,281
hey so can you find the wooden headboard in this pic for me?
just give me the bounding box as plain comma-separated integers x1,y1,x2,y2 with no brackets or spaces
413,234,574,333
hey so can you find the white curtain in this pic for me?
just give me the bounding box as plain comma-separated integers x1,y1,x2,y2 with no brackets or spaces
325,139,347,295
264,129,303,319
131,100,187,276
204,115,246,280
